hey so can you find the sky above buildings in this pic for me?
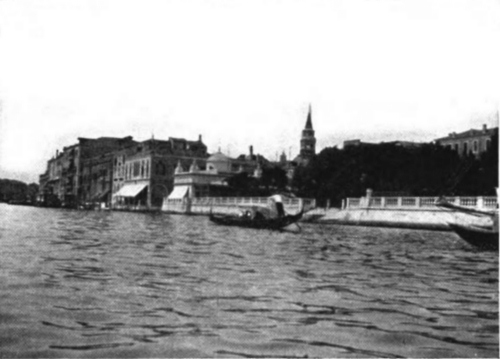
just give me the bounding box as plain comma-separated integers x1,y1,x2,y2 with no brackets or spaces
0,0,499,183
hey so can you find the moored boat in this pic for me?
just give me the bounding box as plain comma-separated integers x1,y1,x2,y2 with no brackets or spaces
448,222,498,251
436,196,499,250
209,210,303,231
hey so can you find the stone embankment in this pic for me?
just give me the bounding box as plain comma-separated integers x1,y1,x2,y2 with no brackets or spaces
312,191,497,231
161,191,497,231
162,196,316,216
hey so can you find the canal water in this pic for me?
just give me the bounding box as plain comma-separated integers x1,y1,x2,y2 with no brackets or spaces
0,203,497,358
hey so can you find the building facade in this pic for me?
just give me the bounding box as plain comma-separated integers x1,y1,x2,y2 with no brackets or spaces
38,152,64,207
165,148,264,205
38,136,136,208
435,124,498,158
111,136,209,210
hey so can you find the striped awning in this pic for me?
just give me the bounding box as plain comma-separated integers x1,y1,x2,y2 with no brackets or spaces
114,183,148,197
167,186,189,199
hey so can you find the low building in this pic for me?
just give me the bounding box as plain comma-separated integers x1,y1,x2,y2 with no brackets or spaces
166,149,264,201
343,140,424,149
435,124,498,158
343,139,377,148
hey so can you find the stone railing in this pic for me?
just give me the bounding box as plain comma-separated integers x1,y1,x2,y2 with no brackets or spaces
344,189,497,211
163,196,316,214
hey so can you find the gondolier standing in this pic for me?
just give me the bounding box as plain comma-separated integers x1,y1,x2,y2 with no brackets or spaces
269,194,285,218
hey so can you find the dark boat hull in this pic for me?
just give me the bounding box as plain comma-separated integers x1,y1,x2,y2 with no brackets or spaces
209,212,303,230
449,223,499,250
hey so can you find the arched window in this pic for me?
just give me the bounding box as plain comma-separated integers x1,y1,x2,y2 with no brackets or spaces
156,162,166,176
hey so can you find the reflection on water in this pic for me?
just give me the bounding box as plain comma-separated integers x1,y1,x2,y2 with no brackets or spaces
0,203,498,357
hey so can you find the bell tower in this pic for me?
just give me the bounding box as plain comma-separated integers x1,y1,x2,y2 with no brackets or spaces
300,104,316,159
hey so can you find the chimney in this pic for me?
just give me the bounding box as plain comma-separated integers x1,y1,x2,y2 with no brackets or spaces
482,124,487,133
56,150,59,157
249,145,254,158
198,134,202,142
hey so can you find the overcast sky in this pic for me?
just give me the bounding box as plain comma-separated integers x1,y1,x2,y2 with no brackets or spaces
1,0,499,183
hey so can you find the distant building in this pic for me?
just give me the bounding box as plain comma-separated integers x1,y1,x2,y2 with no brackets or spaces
343,139,424,149
167,146,266,201
280,105,317,184
387,141,425,148
78,136,137,207
293,104,316,166
38,136,135,208
435,124,498,158
111,136,208,210
343,139,376,148
38,152,64,206
38,134,207,210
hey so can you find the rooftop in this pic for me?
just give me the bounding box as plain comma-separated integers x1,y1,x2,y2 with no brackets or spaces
435,124,498,141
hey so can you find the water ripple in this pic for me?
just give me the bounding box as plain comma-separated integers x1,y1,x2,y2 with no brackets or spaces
0,204,497,358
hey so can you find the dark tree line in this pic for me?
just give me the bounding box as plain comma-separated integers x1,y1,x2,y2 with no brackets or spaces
0,179,39,203
226,166,288,197
293,134,498,207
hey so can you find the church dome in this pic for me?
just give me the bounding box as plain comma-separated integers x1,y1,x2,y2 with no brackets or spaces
207,152,233,173
207,152,231,162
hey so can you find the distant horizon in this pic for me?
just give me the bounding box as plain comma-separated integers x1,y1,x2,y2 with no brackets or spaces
1,117,498,185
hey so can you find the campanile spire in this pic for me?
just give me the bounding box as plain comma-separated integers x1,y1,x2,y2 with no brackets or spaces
300,104,316,159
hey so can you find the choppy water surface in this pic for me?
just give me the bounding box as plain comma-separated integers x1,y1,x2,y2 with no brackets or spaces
0,203,497,358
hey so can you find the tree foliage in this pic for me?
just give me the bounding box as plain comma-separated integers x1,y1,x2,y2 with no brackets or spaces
0,179,39,203
226,166,288,197
293,140,498,207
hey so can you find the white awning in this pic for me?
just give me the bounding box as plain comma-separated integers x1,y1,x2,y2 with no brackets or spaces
168,186,189,199
114,183,148,197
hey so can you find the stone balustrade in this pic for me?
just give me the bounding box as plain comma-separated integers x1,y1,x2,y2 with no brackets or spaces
163,196,316,215
344,190,497,211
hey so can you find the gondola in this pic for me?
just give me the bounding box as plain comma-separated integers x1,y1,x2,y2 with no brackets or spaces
435,197,499,249
209,210,303,231
448,222,499,251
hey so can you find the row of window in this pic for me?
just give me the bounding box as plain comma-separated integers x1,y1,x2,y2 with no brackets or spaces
123,159,151,180
447,138,491,155
113,158,172,182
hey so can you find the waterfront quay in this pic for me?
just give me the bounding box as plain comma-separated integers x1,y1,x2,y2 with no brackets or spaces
36,108,318,212
33,105,498,231
315,190,498,231
162,196,315,216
